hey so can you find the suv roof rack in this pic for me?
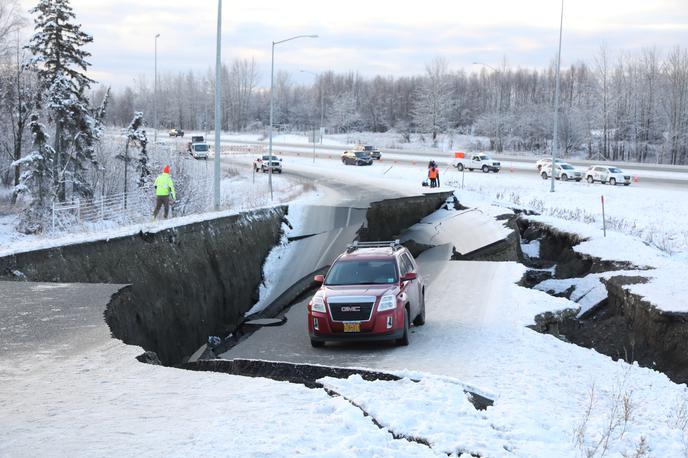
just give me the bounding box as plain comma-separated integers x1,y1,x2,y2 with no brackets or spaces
346,240,402,253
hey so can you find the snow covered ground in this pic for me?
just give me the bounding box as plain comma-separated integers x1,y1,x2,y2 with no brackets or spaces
3,134,688,456
0,337,434,457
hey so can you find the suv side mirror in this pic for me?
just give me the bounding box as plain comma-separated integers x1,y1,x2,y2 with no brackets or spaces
401,272,417,282
314,274,325,283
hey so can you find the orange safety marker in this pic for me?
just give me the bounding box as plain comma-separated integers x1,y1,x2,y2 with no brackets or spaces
634,176,639,183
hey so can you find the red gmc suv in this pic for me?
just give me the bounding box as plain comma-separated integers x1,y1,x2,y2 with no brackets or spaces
308,240,426,347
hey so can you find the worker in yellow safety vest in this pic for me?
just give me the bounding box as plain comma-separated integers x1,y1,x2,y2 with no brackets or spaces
153,165,176,219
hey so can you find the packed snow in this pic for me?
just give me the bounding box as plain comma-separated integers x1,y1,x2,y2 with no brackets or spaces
534,273,610,317
0,339,434,457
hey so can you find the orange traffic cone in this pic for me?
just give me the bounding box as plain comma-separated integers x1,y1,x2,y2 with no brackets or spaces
633,176,639,183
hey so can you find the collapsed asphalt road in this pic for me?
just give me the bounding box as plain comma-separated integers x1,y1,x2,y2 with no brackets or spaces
219,207,513,371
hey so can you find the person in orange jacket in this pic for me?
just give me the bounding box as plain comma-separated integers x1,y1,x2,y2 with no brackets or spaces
428,164,439,188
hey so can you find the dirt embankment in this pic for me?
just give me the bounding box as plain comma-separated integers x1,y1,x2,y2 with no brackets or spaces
0,208,286,365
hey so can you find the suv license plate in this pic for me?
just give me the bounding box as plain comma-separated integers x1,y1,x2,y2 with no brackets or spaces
343,322,360,333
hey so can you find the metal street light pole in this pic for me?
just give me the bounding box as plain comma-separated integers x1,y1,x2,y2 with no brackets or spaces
154,33,160,152
473,62,502,153
213,0,222,210
269,34,318,200
551,0,564,193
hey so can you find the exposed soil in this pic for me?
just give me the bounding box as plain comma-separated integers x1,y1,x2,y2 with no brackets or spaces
518,217,688,385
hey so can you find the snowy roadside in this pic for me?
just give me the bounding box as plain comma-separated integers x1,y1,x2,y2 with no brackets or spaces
0,171,316,258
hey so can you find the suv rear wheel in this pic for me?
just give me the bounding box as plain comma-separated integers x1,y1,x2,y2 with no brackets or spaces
541,171,548,180
396,307,410,346
457,163,464,171
609,178,616,186
413,293,426,326
587,175,594,183
310,338,324,348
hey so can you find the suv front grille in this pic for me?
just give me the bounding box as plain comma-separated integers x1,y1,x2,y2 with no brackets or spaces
329,302,375,321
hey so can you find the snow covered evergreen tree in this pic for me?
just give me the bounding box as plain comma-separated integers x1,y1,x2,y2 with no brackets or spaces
26,0,100,201
11,114,55,232
126,112,150,188
116,111,149,200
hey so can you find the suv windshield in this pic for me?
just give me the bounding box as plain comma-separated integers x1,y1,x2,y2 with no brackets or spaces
325,260,398,285
193,144,209,152
363,146,374,151
354,152,370,158
561,164,574,170
609,167,623,173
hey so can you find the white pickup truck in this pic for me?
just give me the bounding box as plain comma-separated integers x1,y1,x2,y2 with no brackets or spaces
189,142,209,160
452,152,501,173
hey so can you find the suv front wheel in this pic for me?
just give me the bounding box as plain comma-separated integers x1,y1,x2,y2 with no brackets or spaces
396,307,410,346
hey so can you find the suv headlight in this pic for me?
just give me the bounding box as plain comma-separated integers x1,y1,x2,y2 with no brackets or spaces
311,296,326,313
377,295,397,312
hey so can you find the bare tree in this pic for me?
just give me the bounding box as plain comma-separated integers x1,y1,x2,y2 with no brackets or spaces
0,0,24,60
594,45,612,159
662,46,688,165
412,57,453,146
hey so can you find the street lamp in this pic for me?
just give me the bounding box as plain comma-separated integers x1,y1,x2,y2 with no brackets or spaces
154,33,160,152
268,34,318,200
300,69,325,146
473,61,503,153
551,0,565,193
213,0,222,210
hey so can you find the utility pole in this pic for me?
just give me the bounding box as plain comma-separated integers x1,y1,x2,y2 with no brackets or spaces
269,34,318,200
154,33,160,153
213,0,222,210
551,0,564,193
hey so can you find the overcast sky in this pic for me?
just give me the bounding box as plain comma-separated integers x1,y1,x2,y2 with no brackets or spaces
19,0,688,89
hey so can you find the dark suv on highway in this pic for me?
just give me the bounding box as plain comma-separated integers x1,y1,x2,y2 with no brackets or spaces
308,240,425,347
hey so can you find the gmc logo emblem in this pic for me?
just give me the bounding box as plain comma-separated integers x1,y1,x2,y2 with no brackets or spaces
341,306,361,312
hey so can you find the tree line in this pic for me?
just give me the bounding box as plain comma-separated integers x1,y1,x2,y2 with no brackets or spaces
1,0,688,225
102,47,688,165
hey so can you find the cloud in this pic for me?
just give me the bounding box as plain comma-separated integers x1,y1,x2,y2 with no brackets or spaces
18,0,688,88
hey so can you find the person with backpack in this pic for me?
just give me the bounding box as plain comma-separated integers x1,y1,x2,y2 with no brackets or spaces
153,165,176,219
428,164,439,188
